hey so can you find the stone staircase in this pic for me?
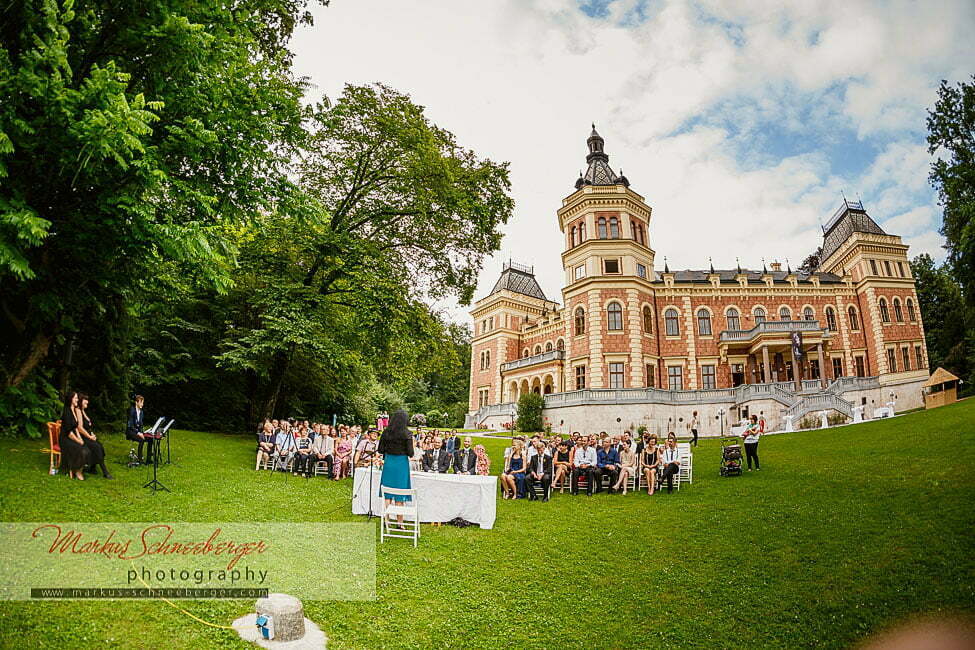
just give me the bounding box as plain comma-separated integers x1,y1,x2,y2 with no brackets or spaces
785,392,854,422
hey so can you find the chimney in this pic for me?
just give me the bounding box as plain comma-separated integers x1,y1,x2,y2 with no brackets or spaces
769,261,782,272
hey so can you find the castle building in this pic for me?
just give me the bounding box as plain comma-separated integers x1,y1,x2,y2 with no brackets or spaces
467,128,929,434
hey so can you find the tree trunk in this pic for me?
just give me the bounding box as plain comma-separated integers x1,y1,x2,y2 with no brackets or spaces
6,330,54,388
261,346,294,420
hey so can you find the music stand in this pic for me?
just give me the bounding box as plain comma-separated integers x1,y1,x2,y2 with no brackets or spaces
160,418,176,465
143,417,169,494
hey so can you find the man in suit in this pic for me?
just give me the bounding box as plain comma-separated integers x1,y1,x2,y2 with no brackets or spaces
125,395,149,463
453,436,477,475
525,439,553,501
423,438,452,473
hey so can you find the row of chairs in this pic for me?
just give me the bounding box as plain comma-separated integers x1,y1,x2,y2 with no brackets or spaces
550,443,694,494
257,452,345,477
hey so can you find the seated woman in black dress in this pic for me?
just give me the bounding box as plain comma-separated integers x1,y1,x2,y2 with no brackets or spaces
58,391,90,480
552,441,572,490
76,393,112,479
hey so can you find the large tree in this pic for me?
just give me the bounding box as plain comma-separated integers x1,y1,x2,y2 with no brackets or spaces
910,254,973,386
927,76,975,307
0,1,320,434
213,83,512,421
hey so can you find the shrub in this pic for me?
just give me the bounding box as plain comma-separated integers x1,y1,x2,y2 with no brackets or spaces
515,393,544,432
827,412,847,426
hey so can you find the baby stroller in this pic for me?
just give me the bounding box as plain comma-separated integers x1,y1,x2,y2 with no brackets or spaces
719,436,743,477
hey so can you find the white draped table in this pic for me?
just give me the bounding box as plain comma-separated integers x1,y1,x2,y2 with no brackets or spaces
352,470,498,529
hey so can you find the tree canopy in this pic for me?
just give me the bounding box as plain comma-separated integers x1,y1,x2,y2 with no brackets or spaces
0,3,510,436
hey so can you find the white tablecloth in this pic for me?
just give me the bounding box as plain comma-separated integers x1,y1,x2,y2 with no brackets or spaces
352,470,497,529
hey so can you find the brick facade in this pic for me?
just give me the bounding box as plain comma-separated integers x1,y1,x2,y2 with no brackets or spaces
468,132,928,413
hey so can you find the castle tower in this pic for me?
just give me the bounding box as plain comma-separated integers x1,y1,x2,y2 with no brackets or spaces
818,199,927,383
468,262,559,412
559,127,658,391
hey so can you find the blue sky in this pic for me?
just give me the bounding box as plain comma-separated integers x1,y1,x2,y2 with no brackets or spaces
292,0,974,319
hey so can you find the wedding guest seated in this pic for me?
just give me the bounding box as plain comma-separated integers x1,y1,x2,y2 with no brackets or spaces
256,421,276,470
333,432,353,479
553,441,572,490
310,426,334,477
661,436,681,494
525,439,553,501
293,428,315,477
613,441,637,495
474,444,491,476
501,440,527,499
453,436,477,474
595,438,621,494
422,438,452,473
572,437,597,496
641,434,661,495
274,424,295,471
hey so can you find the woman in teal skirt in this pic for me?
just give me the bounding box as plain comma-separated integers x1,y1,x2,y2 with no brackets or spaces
378,409,414,528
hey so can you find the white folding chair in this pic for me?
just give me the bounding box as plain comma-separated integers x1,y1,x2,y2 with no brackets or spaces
380,486,419,547
678,443,693,484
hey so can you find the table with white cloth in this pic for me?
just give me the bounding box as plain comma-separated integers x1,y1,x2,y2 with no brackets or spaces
352,470,497,530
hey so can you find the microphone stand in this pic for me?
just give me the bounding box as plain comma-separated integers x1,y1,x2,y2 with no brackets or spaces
365,449,379,520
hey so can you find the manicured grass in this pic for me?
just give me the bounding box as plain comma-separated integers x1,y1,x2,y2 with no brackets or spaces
1,401,973,648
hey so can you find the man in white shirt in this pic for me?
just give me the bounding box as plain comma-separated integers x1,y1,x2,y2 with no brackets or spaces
310,429,335,478
572,438,597,496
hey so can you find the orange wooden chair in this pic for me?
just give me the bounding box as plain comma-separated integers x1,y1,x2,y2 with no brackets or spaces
45,421,61,474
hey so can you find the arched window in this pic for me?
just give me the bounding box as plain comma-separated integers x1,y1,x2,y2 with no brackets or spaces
754,307,766,324
570,226,577,247
579,222,586,242
556,339,564,351
631,220,637,241
574,307,585,335
697,309,712,336
598,217,607,239
607,302,623,331
664,308,680,336
523,348,529,358
779,306,791,321
726,308,740,331
803,307,814,321
825,306,837,332
545,342,553,352
485,350,490,367
643,306,653,333
879,298,890,323
893,298,903,322
609,216,619,239
639,224,646,245
534,345,542,355
848,306,860,331
907,298,916,322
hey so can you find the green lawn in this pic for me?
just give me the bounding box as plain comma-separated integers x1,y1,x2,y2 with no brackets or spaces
1,400,973,648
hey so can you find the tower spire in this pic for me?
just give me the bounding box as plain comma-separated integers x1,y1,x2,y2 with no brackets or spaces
577,125,628,188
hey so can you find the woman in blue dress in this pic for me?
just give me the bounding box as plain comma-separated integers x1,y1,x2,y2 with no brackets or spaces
378,409,414,528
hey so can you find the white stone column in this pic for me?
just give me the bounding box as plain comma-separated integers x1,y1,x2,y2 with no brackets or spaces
587,289,604,387
626,288,643,387
682,296,698,389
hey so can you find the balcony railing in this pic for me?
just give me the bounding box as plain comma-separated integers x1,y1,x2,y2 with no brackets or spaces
719,320,827,343
500,349,565,373
467,375,881,426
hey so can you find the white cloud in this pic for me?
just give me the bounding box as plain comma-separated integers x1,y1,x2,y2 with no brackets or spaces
290,0,966,321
